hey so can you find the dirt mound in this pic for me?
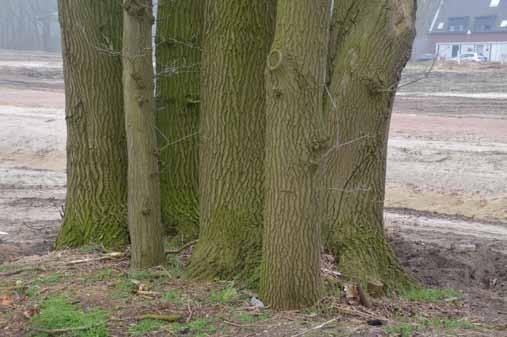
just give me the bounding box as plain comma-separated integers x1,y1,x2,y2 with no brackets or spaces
390,232,507,324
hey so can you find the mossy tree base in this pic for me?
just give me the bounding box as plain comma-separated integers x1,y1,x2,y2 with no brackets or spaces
324,219,415,294
188,210,262,287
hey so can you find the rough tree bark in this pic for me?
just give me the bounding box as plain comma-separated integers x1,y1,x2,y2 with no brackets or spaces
56,0,128,249
155,0,201,240
123,0,165,269
188,0,275,284
319,0,417,292
259,0,331,310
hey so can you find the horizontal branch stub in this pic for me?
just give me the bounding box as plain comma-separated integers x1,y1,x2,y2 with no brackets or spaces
267,49,283,71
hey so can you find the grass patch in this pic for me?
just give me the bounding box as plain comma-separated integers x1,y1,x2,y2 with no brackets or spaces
209,285,238,304
234,311,271,324
31,296,109,337
385,317,474,336
111,278,136,300
385,323,416,337
163,289,183,305
169,318,217,337
35,273,62,286
164,255,185,279
128,319,166,336
402,287,462,302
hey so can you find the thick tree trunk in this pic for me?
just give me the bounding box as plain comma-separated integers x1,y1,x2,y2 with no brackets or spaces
56,0,128,249
259,0,331,310
155,0,201,240
188,0,275,284
123,0,165,269
320,0,417,292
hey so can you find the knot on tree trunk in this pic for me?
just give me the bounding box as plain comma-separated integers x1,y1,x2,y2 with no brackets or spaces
124,0,148,18
267,49,284,71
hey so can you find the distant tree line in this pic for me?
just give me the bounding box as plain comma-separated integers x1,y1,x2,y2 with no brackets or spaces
0,0,60,52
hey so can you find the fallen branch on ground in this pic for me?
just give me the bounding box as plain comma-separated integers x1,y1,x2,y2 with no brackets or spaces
0,267,45,277
66,252,125,265
165,240,198,255
290,317,340,337
136,314,182,322
31,322,104,335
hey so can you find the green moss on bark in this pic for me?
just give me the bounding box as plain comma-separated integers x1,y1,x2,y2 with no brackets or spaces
155,0,201,240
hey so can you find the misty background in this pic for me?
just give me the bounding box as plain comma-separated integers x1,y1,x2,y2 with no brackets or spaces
0,0,435,58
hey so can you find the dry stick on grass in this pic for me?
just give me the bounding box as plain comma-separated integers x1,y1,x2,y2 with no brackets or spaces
136,314,182,322
185,302,193,323
290,317,340,337
31,322,104,335
0,267,46,277
66,252,125,265
165,240,198,255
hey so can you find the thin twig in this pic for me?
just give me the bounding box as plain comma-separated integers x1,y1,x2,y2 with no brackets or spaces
290,317,340,337
0,267,45,277
185,302,193,323
165,240,198,255
66,252,125,265
159,132,199,152
136,314,182,322
31,322,104,335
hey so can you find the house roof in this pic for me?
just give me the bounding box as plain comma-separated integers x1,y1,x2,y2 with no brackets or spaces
430,0,507,34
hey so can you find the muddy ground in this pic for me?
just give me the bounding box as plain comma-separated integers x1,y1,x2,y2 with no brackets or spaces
0,50,505,336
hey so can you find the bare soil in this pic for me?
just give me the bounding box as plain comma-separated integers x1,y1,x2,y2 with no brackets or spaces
0,52,506,336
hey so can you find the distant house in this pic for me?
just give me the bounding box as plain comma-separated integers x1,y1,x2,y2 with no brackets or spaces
427,0,507,62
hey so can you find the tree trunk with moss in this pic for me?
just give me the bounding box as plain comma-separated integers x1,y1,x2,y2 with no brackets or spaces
319,0,417,293
259,0,331,310
123,0,165,269
155,0,201,240
56,0,128,249
188,0,275,284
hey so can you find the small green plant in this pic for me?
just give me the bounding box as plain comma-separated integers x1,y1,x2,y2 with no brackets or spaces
112,278,136,299
385,317,474,336
31,296,109,337
164,255,185,279
402,287,462,302
425,318,474,330
163,290,183,305
170,318,216,337
93,268,116,281
385,323,416,337
128,319,167,336
25,285,41,298
209,285,238,304
235,311,271,324
36,273,62,285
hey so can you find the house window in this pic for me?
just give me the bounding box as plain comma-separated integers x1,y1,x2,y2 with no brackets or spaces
448,17,469,32
490,0,501,7
474,16,497,32
501,20,507,27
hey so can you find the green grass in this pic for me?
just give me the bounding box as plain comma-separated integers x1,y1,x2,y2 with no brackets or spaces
234,311,271,324
385,323,416,337
425,318,474,330
111,278,136,300
402,287,462,302
128,319,167,336
163,289,184,305
25,284,41,298
385,317,474,336
35,273,62,286
209,285,238,304
31,296,109,337
169,318,217,337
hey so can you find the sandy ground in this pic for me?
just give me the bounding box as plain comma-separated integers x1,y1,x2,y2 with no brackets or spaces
0,51,505,329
